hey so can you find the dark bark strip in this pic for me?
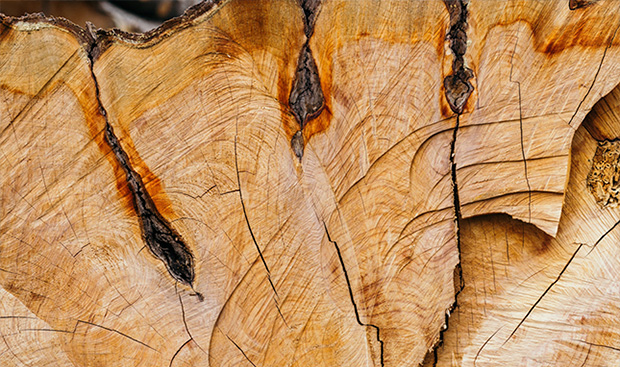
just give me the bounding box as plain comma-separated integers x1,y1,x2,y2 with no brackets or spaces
86,31,199,293
569,0,599,10
102,124,196,287
443,0,473,114
289,0,324,160
299,0,321,38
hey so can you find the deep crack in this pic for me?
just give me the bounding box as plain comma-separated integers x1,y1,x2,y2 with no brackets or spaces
85,26,200,292
323,223,384,367
426,1,472,363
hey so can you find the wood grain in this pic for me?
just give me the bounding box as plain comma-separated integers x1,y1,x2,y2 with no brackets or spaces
2,1,620,366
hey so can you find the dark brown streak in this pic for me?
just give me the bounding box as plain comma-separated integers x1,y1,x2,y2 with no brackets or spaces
85,33,198,290
505,244,584,343
299,0,321,38
323,223,384,367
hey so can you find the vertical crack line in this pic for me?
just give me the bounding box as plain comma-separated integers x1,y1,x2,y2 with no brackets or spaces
568,20,620,127
509,35,532,223
432,0,472,361
323,223,384,367
232,135,279,302
84,30,199,292
504,243,584,343
450,114,465,301
451,115,463,245
517,83,532,223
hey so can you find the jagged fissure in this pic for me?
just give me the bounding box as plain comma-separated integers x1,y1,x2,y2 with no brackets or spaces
323,223,384,367
425,0,471,363
84,33,201,296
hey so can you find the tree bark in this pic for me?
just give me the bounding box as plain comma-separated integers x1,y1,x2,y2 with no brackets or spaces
2,1,620,366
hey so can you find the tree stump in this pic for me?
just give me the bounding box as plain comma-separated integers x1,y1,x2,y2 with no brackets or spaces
2,1,620,366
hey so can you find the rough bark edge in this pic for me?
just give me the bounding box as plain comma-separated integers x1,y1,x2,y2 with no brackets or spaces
0,12,94,48
90,0,227,60
0,0,228,61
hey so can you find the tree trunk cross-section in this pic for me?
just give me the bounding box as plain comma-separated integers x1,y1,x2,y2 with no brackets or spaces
2,1,620,366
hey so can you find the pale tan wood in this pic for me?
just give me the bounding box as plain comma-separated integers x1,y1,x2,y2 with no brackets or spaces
3,1,620,366
430,86,620,366
0,16,193,367
457,0,620,236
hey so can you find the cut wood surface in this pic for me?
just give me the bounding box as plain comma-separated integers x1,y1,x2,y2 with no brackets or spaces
2,1,620,366
428,86,620,366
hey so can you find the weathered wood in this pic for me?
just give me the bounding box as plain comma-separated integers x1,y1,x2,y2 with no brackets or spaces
429,85,620,366
2,1,620,366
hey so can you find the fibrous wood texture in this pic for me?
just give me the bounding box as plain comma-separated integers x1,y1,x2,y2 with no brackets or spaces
2,1,620,366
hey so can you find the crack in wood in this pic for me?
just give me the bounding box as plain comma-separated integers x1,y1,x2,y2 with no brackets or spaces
226,334,258,367
299,0,321,38
509,34,533,223
169,338,192,367
233,132,284,323
75,320,158,352
576,340,620,353
505,243,584,343
85,40,200,293
473,327,502,367
428,1,472,360
323,223,384,367
568,20,620,127
587,218,620,255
